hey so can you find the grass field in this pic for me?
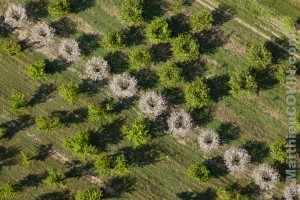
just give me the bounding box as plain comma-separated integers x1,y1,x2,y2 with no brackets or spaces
0,0,299,199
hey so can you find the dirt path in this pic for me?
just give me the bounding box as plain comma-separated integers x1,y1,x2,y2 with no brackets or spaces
196,0,300,59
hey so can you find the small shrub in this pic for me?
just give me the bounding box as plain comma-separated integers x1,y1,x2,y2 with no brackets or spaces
2,40,21,55
35,116,62,131
145,18,171,43
43,167,65,186
169,0,186,12
121,118,150,147
87,104,111,124
0,183,16,198
187,163,210,183
274,62,290,85
0,128,6,138
171,34,199,62
158,63,183,88
94,155,112,176
8,92,27,111
246,44,272,70
64,129,96,158
228,69,257,97
128,48,152,71
59,81,80,104
112,154,130,176
102,32,125,52
120,0,143,26
190,12,213,33
270,140,287,164
27,60,47,80
75,187,103,200
216,188,244,200
48,0,70,18
20,151,31,167
183,78,210,109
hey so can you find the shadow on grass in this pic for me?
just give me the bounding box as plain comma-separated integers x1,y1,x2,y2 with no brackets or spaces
265,37,290,64
242,140,269,163
69,0,95,13
77,33,100,56
105,51,129,73
162,88,185,105
0,16,12,37
32,144,53,161
123,26,146,46
191,107,214,126
65,160,93,178
133,68,158,90
253,68,278,91
235,182,261,199
25,0,48,21
212,3,236,26
15,173,47,190
0,146,18,171
80,78,103,97
204,156,228,178
178,59,207,82
46,59,71,74
103,175,136,198
206,74,230,102
151,43,172,63
142,0,166,22
36,190,71,200
168,13,190,37
51,107,88,126
50,17,77,37
217,122,240,144
29,83,56,106
177,188,216,200
1,115,34,139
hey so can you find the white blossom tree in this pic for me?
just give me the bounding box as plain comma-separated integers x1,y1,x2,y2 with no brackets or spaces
252,163,280,190
198,129,220,152
224,147,251,176
58,39,81,62
31,22,55,46
85,57,110,81
109,74,138,99
4,4,27,28
283,183,300,200
167,110,193,137
138,91,167,119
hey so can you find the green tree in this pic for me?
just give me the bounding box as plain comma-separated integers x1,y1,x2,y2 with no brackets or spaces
169,0,186,12
228,69,257,97
183,78,210,109
274,62,290,84
171,34,199,62
270,140,287,164
8,92,27,111
190,12,213,33
59,81,80,104
158,63,183,88
246,44,272,70
27,60,47,80
102,32,125,52
187,163,210,183
87,104,113,125
145,18,171,43
35,116,63,132
48,0,70,18
216,188,244,200
120,0,143,26
20,151,31,167
64,129,96,158
0,183,16,198
112,154,130,176
43,167,65,186
75,188,103,200
94,155,112,176
128,48,152,71
0,127,6,138
2,40,21,55
121,118,150,147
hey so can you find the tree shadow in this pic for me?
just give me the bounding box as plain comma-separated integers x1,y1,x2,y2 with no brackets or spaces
122,26,146,46
133,68,158,90
162,88,184,105
80,78,103,96
0,146,19,171
151,43,172,63
18,38,33,51
197,27,230,54
77,33,100,56
28,83,56,106
1,115,34,139
206,74,230,102
46,59,71,74
65,160,93,179
212,3,236,26
217,122,240,144
168,13,190,37
25,0,48,21
204,156,228,178
177,188,216,200
242,140,269,163
36,190,71,200
15,173,47,190
104,51,129,73
254,68,278,91
32,144,53,161
0,16,12,37
51,108,87,126
69,0,96,13
142,0,166,22
178,59,207,82
191,107,214,126
50,17,77,37
103,175,136,198
236,182,261,199
265,37,289,64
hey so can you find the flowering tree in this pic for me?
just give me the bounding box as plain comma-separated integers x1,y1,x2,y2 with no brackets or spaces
85,57,110,81
224,147,251,176
109,74,138,99
58,39,81,62
4,4,27,28
252,163,280,190
197,129,220,152
31,22,55,46
283,184,300,200
167,110,193,137
138,91,167,119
